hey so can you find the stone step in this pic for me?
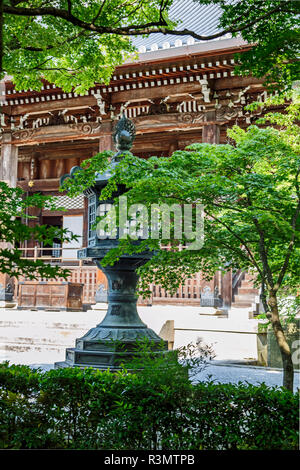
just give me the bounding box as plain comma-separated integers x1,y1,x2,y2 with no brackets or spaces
234,294,257,303
231,302,253,308
244,273,256,281
237,288,259,295
240,280,256,288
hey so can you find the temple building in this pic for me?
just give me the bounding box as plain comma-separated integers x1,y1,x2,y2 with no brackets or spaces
1,1,269,310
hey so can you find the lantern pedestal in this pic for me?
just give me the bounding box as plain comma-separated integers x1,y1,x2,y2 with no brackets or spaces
55,254,167,370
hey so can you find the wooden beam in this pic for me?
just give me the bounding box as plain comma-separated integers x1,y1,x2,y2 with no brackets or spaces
111,76,263,104
18,140,99,157
111,83,202,104
42,209,84,217
10,96,97,116
18,178,60,192
12,122,107,146
214,76,262,90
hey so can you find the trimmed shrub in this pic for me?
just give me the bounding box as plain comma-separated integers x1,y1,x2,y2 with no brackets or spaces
0,360,298,450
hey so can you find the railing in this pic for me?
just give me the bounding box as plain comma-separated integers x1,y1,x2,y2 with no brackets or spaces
20,246,84,266
17,247,215,307
18,246,96,303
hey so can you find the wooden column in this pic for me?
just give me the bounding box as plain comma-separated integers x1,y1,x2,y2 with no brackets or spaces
221,270,233,309
0,132,18,187
0,133,18,305
202,124,220,144
168,141,178,157
202,111,220,144
99,133,113,152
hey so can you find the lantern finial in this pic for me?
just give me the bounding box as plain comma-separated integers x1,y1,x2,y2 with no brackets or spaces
112,113,136,160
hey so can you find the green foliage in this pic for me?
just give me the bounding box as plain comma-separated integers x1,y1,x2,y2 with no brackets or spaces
117,338,216,381
1,1,299,92
0,181,77,279
60,150,112,194
0,360,298,450
248,87,300,153
207,0,300,92
63,115,300,303
2,0,175,93
61,89,299,391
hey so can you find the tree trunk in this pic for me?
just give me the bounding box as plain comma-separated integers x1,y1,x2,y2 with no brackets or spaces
0,0,3,76
268,290,294,392
261,279,269,316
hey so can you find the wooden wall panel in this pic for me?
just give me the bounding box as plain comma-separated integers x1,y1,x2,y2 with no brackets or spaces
18,161,30,180
54,158,65,179
39,159,52,179
65,157,80,173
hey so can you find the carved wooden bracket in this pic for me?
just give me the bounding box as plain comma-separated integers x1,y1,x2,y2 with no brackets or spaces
12,121,101,143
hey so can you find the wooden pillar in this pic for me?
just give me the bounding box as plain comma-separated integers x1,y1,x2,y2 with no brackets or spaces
221,270,233,309
99,133,113,152
0,133,18,306
55,157,65,179
0,132,18,187
202,111,220,144
168,141,178,157
202,124,220,144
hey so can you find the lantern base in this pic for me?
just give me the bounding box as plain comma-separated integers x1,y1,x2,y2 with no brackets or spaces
55,251,168,371
54,325,167,370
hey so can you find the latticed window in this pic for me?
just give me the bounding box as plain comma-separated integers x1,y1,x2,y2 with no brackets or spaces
88,194,97,246
97,203,114,238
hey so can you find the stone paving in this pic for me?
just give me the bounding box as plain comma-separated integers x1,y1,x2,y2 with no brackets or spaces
198,362,300,392
0,305,261,364
0,305,299,392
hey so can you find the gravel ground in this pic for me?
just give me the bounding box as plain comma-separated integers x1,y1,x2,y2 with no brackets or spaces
197,362,300,392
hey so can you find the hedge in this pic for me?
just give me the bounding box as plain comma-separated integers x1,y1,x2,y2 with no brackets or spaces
0,361,298,450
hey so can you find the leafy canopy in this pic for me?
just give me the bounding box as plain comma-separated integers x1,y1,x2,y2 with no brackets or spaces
63,93,300,300
0,182,76,279
201,0,300,91
1,0,299,92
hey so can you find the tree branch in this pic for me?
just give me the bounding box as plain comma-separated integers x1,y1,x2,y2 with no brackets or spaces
3,4,292,41
243,191,274,288
205,210,264,277
91,0,107,25
0,0,3,76
276,176,300,289
67,0,72,15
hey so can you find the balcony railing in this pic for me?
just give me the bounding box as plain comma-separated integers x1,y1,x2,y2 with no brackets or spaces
20,246,84,266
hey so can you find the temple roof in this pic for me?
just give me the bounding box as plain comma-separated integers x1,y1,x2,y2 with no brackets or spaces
132,0,224,53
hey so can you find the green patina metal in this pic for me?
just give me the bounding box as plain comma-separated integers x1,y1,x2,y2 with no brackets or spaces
55,114,167,370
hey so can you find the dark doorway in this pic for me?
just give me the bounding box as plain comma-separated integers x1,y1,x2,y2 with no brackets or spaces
41,216,63,259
